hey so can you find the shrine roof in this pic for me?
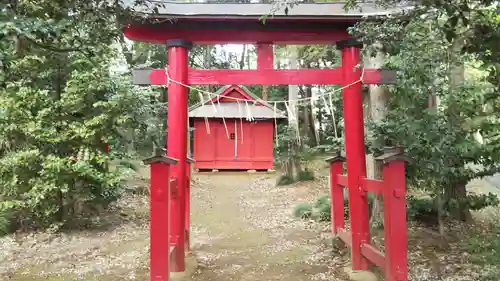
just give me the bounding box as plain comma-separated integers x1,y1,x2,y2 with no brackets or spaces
189,85,286,119
121,1,412,44
189,102,286,119
125,1,412,20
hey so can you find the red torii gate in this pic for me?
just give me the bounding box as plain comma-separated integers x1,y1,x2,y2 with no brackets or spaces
123,2,410,281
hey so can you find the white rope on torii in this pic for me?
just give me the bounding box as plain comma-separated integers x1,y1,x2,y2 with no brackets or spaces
165,67,365,144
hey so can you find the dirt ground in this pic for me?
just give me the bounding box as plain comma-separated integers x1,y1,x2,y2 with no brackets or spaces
2,164,499,281
0,170,350,281
189,173,349,281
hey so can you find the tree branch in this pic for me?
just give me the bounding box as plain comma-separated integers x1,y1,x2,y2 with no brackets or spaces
25,37,84,53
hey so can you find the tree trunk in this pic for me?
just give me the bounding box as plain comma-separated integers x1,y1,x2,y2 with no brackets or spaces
427,64,445,234
436,190,446,236
124,130,135,154
316,99,324,144
302,84,318,146
285,46,302,179
444,33,473,223
366,43,389,228
262,86,269,101
429,85,445,234
246,45,252,69
239,45,246,70
204,45,215,92
53,50,71,223
445,183,473,223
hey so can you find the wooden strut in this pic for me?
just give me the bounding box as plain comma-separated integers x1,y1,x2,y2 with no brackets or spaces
133,67,397,86
326,146,409,281
143,149,178,281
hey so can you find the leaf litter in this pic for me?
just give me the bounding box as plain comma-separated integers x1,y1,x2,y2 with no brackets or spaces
1,169,499,281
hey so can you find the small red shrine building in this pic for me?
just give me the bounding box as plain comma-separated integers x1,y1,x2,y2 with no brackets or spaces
189,85,285,170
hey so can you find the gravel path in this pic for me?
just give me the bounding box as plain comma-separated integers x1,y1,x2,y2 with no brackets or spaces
189,173,349,281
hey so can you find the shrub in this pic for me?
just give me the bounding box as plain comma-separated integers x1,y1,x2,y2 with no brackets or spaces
298,170,315,181
0,208,16,236
464,225,500,280
313,195,331,221
293,203,313,219
0,150,125,234
294,193,439,224
277,174,295,186
406,195,438,224
276,170,314,186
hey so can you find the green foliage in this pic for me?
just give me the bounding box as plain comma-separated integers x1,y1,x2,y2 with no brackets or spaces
297,170,315,181
314,195,330,207
294,191,373,222
406,195,439,223
293,194,334,222
313,195,331,221
274,124,297,158
293,196,331,222
0,209,16,236
277,174,295,186
446,192,500,211
406,194,499,225
464,225,500,280
349,3,500,220
0,0,158,234
467,193,500,210
293,203,313,219
0,52,133,230
295,193,446,225
278,2,499,223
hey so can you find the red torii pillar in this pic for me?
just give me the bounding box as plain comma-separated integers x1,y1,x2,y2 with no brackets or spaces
143,149,178,281
337,38,371,269
166,39,191,272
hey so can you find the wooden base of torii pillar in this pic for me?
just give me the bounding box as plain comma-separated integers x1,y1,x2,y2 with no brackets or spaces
134,38,400,280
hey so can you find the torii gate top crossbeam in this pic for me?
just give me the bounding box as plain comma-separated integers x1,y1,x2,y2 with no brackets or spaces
121,2,411,44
